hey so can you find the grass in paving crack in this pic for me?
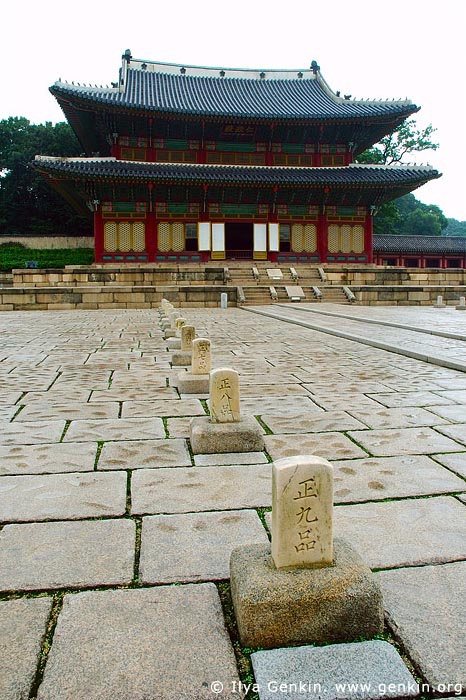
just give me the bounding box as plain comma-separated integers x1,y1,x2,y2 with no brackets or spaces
132,517,143,586
10,404,25,422
200,398,210,415
254,416,272,435
28,592,65,700
161,416,170,439
93,442,105,470
59,420,71,443
256,507,271,540
216,582,261,700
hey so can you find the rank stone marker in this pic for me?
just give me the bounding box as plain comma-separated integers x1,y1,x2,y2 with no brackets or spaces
272,455,333,569
167,317,186,349
190,368,264,453
230,454,383,648
210,368,240,423
177,338,211,394
172,325,196,366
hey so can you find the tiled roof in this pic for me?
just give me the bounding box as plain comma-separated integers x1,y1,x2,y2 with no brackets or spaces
374,235,466,254
51,63,418,122
34,157,440,188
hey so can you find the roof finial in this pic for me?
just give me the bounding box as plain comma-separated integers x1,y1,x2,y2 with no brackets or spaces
310,60,320,74
123,49,132,64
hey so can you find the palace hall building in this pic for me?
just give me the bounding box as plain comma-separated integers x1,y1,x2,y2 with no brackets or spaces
35,50,440,265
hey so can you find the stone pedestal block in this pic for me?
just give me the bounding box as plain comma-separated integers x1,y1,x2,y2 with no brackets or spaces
163,328,176,338
178,373,209,394
171,351,192,367
190,415,264,454
230,539,383,649
167,338,181,350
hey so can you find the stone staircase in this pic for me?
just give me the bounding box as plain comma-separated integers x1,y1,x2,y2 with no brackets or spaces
227,262,349,306
319,287,352,304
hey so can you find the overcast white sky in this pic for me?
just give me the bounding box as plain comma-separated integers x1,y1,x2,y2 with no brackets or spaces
3,0,465,220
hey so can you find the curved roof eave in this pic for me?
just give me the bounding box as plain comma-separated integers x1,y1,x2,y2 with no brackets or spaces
50,71,419,124
33,157,441,188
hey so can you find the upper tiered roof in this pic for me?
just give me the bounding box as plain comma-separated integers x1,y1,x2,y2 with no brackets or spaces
50,52,420,156
51,52,418,122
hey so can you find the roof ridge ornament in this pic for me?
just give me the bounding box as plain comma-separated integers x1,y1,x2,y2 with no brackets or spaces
310,60,320,74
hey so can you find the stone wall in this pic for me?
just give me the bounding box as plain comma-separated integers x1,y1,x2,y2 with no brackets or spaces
351,286,466,306
1,236,94,249
0,285,238,311
324,266,466,287
12,266,227,287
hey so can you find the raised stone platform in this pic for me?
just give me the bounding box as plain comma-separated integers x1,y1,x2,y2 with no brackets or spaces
230,539,383,649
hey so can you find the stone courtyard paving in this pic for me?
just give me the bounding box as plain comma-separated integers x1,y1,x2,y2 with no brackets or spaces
0,305,465,699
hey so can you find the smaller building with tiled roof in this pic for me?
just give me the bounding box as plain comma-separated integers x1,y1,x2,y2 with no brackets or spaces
373,235,466,268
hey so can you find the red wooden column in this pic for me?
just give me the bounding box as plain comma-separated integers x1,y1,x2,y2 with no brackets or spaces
365,214,374,263
94,211,104,263
145,213,157,261
317,212,327,262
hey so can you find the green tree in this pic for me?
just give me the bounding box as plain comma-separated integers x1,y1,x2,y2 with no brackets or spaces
444,218,466,237
402,208,442,236
356,119,439,165
0,117,90,236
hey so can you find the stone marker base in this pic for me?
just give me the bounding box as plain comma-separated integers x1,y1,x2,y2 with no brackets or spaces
167,338,181,350
456,304,466,310
230,538,383,649
171,351,192,366
190,415,265,454
163,329,176,338
177,372,209,394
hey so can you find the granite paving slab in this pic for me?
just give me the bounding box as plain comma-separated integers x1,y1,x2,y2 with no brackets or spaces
121,398,206,418
0,519,135,591
166,416,191,438
309,394,385,411
21,389,92,403
238,383,309,397
264,433,368,461
98,438,191,470
0,442,97,475
347,427,463,456
0,597,52,700
331,455,465,503
37,584,241,700
194,451,268,466
367,392,453,408
140,509,268,582
131,464,271,514
303,381,395,394
433,423,466,446
0,406,17,421
379,561,466,689
0,420,66,445
423,405,466,422
0,471,127,522
260,411,368,434
63,417,165,442
89,386,177,401
15,401,120,421
334,496,466,568
431,453,466,478
347,406,449,430
251,640,419,700
240,396,325,415
432,389,466,403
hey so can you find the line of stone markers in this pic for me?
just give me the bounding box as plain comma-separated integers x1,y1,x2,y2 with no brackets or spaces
158,298,384,650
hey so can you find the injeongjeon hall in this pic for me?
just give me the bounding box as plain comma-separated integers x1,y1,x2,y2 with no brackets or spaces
35,50,441,265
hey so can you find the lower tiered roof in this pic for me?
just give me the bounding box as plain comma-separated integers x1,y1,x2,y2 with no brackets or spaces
34,157,440,209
